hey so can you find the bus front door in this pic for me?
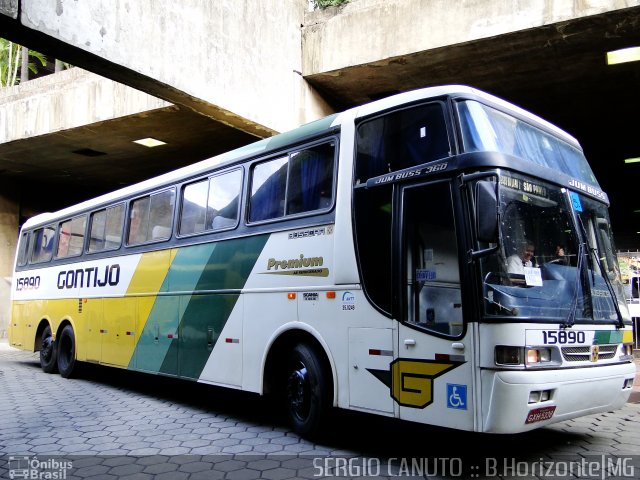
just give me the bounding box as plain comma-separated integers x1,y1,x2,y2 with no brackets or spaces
396,181,475,430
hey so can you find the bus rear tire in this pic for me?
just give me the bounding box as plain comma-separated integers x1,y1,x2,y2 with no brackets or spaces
57,325,78,378
284,343,331,440
39,325,58,374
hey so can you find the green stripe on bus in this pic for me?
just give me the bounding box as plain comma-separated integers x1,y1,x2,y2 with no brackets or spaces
131,235,268,378
131,243,216,373
593,331,622,344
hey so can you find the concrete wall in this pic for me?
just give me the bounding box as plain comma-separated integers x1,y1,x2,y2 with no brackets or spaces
14,0,332,133
0,191,18,338
303,0,640,74
0,68,174,337
0,67,170,143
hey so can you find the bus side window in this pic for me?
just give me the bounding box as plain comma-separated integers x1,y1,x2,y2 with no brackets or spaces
355,102,450,183
16,232,31,267
89,204,124,253
180,169,241,235
128,189,175,245
149,189,175,240
249,157,287,222
287,143,335,215
207,169,242,230
180,179,208,235
128,196,150,245
56,215,87,259
31,225,56,264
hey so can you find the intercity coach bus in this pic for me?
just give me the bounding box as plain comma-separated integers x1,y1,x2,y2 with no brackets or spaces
9,85,636,438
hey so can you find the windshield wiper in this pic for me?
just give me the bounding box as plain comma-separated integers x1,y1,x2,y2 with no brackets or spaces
563,211,595,328
564,240,584,328
484,295,517,316
576,215,595,321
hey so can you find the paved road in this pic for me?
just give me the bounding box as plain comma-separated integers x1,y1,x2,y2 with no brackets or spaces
1,340,639,479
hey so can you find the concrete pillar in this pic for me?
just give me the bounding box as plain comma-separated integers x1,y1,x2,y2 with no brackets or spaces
0,189,19,338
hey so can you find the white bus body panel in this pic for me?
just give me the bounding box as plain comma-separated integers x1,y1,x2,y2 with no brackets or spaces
482,362,635,433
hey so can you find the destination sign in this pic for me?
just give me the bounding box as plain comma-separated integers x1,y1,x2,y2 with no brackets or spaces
500,176,549,199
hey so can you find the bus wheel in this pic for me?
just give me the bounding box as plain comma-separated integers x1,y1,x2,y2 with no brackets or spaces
57,325,77,378
39,325,58,374
284,343,331,439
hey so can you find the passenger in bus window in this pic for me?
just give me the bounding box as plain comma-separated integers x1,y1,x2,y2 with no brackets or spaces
128,201,148,244
550,244,567,265
506,240,536,274
57,224,71,258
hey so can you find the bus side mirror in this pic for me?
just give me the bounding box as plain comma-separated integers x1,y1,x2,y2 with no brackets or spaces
475,180,498,243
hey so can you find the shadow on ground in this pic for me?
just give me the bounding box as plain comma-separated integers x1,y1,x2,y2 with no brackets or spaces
17,354,588,461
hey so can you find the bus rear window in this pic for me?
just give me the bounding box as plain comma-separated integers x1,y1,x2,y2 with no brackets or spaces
88,204,125,253
16,232,30,266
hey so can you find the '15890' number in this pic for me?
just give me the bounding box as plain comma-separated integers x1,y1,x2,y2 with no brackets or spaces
542,330,585,344
16,276,41,291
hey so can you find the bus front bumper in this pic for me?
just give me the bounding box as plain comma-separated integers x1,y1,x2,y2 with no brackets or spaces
481,362,636,433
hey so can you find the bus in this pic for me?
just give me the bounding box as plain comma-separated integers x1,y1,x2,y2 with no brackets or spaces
9,85,636,438
628,272,640,349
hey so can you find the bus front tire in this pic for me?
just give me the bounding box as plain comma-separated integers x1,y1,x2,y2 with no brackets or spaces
284,343,331,440
57,325,77,378
39,325,58,374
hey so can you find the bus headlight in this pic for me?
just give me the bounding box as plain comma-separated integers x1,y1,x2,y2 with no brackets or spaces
527,348,551,365
495,346,523,365
496,346,555,367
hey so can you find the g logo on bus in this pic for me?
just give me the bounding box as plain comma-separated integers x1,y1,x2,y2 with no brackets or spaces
366,359,460,408
390,359,458,408
590,344,599,363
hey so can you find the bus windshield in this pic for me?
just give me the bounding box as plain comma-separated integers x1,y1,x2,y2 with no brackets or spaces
480,173,627,325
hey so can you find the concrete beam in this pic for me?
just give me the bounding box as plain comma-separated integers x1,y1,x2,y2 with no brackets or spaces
1,0,332,136
303,0,640,75
0,67,170,144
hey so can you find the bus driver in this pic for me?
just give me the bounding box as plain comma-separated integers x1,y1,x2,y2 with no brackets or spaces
506,240,535,275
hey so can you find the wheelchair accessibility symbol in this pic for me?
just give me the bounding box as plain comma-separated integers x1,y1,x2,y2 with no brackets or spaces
447,383,467,410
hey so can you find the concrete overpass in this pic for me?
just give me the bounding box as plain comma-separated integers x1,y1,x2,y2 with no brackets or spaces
1,0,640,334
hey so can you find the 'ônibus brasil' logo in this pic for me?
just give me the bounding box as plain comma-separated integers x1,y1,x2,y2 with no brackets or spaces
367,358,462,408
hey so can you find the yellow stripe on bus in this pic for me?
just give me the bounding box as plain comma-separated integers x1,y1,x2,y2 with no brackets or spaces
84,249,177,367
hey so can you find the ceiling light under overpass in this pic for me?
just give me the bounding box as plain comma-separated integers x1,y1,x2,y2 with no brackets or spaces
624,157,640,164
133,137,167,147
607,46,640,65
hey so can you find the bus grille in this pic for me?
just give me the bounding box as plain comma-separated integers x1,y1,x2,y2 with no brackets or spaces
561,344,617,362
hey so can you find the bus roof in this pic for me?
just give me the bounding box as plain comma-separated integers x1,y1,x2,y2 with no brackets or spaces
22,85,581,230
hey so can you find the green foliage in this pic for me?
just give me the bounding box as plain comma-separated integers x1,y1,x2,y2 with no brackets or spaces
619,258,630,282
314,0,349,10
0,38,48,87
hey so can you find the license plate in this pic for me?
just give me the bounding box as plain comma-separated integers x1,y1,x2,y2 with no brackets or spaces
525,406,556,424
